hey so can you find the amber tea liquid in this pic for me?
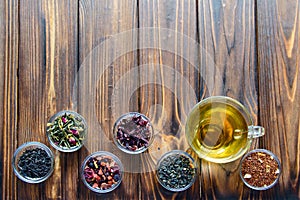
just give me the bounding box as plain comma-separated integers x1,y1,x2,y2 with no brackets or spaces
186,100,249,161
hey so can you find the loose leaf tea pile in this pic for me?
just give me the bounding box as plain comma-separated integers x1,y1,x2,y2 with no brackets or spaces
157,153,196,190
83,155,121,190
241,151,280,188
18,148,52,179
47,112,85,149
115,114,152,152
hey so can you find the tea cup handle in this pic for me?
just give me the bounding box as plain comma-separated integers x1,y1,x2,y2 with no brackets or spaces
248,125,265,138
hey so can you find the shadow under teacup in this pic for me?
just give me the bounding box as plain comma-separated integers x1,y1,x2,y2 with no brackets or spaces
185,96,264,163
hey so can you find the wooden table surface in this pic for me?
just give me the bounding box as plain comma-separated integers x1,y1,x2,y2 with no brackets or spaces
1,0,299,199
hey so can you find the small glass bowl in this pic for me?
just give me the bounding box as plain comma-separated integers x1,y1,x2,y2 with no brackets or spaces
239,149,281,190
156,150,197,192
12,141,54,183
113,112,154,154
46,110,87,152
81,151,124,194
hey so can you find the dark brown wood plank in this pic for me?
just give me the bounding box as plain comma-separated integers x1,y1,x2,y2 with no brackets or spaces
1,0,298,199
1,0,19,199
257,0,300,199
198,0,257,199
0,1,5,197
138,0,200,199
78,0,139,199
18,0,78,199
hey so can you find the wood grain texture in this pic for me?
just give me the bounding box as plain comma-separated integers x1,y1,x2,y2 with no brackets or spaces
18,0,78,199
78,0,139,199
138,0,200,199
1,0,19,199
1,0,300,199
257,0,300,199
197,0,257,199
0,1,5,197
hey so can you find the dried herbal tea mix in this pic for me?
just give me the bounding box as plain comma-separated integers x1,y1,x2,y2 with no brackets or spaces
18,148,52,179
157,152,196,190
47,112,86,150
83,155,122,190
240,151,280,188
114,113,152,152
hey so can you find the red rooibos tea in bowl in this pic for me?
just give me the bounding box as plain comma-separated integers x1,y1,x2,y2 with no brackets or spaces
240,149,281,190
113,112,154,154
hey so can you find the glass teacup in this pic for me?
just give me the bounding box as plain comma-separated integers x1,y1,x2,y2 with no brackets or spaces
185,96,264,163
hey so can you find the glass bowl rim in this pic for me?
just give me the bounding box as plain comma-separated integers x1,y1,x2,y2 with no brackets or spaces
239,148,281,190
80,151,124,193
46,110,88,152
155,150,198,192
185,95,258,163
188,96,254,126
113,112,154,154
12,141,55,183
